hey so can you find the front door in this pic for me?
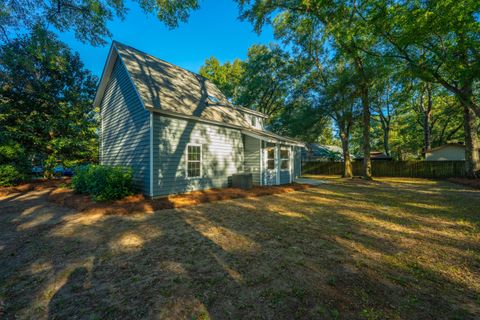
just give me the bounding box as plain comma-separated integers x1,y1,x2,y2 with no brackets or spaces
264,145,277,185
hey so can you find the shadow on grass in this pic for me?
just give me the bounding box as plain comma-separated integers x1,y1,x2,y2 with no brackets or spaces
0,177,479,319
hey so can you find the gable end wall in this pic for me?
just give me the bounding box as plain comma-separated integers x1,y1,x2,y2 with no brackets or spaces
100,58,150,193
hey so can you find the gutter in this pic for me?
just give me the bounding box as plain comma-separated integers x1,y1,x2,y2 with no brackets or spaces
146,106,304,147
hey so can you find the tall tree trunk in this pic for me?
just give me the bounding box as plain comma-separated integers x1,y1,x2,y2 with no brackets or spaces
361,86,372,179
463,104,480,178
379,119,390,157
340,131,353,178
383,128,390,156
423,84,432,157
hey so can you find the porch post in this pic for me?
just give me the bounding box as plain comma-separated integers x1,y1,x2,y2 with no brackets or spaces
276,143,281,185
290,146,293,183
259,139,263,186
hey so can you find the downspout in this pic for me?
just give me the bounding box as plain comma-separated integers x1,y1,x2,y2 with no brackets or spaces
150,112,154,197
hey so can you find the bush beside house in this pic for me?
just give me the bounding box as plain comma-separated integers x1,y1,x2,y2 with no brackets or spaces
72,165,133,201
0,143,29,186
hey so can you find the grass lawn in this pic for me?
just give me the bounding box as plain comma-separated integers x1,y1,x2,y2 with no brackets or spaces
1,176,479,319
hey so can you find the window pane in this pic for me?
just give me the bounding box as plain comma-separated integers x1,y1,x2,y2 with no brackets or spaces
267,159,275,170
251,117,256,126
280,149,289,159
267,148,275,160
188,146,200,161
188,161,200,177
281,159,289,170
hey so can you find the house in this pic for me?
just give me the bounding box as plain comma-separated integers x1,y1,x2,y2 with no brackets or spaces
94,42,304,197
302,144,344,161
425,143,465,161
356,151,393,161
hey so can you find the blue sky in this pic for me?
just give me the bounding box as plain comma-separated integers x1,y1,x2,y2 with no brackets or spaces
57,0,275,77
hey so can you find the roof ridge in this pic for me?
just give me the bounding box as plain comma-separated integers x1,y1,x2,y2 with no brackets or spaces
112,41,270,118
113,40,211,82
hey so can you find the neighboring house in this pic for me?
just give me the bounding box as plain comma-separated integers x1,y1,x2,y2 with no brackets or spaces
425,143,465,161
356,151,393,161
302,144,345,161
94,41,304,197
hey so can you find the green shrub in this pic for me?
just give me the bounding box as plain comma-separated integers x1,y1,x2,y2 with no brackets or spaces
72,165,134,201
0,142,29,186
0,164,25,187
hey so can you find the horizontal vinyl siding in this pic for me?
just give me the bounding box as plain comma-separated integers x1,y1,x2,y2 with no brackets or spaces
243,135,261,185
294,147,302,178
152,114,243,196
100,59,150,193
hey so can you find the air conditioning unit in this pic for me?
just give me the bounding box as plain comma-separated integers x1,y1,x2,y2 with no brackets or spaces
231,173,253,189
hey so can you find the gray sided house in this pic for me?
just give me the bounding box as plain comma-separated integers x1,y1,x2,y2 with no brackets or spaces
94,42,304,197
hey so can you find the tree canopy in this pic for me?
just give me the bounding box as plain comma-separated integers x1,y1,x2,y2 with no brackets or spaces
0,0,200,45
0,26,98,176
234,0,479,177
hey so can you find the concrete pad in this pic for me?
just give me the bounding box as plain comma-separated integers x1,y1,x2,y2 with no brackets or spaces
295,178,327,186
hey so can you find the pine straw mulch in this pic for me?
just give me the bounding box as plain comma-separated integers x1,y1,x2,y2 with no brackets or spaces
447,177,480,190
0,178,71,197
46,183,313,215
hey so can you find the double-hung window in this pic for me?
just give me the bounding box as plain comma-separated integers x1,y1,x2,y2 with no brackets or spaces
280,148,290,170
266,147,275,170
186,144,202,178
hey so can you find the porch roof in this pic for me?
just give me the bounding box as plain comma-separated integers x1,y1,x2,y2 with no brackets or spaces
242,128,304,147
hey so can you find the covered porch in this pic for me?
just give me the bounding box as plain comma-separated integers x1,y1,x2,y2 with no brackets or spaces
242,130,303,186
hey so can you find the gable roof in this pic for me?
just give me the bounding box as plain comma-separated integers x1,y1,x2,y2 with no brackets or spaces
428,143,465,153
94,41,302,146
96,42,257,127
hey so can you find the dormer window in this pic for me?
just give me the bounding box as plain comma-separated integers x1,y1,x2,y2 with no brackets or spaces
251,116,256,127
207,95,220,104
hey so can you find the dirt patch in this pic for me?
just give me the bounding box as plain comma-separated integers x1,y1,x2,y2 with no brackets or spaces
47,183,313,215
0,178,71,197
448,177,480,190
2,177,480,319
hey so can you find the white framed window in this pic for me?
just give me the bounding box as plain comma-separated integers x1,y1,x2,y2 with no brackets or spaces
280,148,290,171
186,144,202,178
266,147,275,170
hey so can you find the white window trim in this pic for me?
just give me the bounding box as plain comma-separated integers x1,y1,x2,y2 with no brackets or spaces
280,147,291,172
265,146,276,171
185,143,202,179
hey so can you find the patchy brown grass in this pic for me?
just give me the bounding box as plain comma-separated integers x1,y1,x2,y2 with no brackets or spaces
1,176,479,319
0,178,71,197
47,183,312,215
448,177,480,190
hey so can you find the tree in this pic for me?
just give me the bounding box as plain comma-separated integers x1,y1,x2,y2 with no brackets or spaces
237,0,378,179
236,44,295,117
237,0,480,177
0,26,98,176
324,64,359,178
200,44,296,121
0,0,200,45
269,97,333,143
353,0,480,176
199,57,243,101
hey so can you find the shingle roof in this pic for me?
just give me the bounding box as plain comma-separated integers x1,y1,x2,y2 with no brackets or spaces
114,42,256,128
95,41,303,146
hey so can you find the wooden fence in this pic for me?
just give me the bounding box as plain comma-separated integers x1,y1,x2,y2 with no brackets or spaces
302,161,467,178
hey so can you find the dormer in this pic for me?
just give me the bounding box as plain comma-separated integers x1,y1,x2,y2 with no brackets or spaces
235,106,268,130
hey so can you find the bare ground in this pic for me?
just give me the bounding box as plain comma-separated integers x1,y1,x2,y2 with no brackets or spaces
1,176,479,319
